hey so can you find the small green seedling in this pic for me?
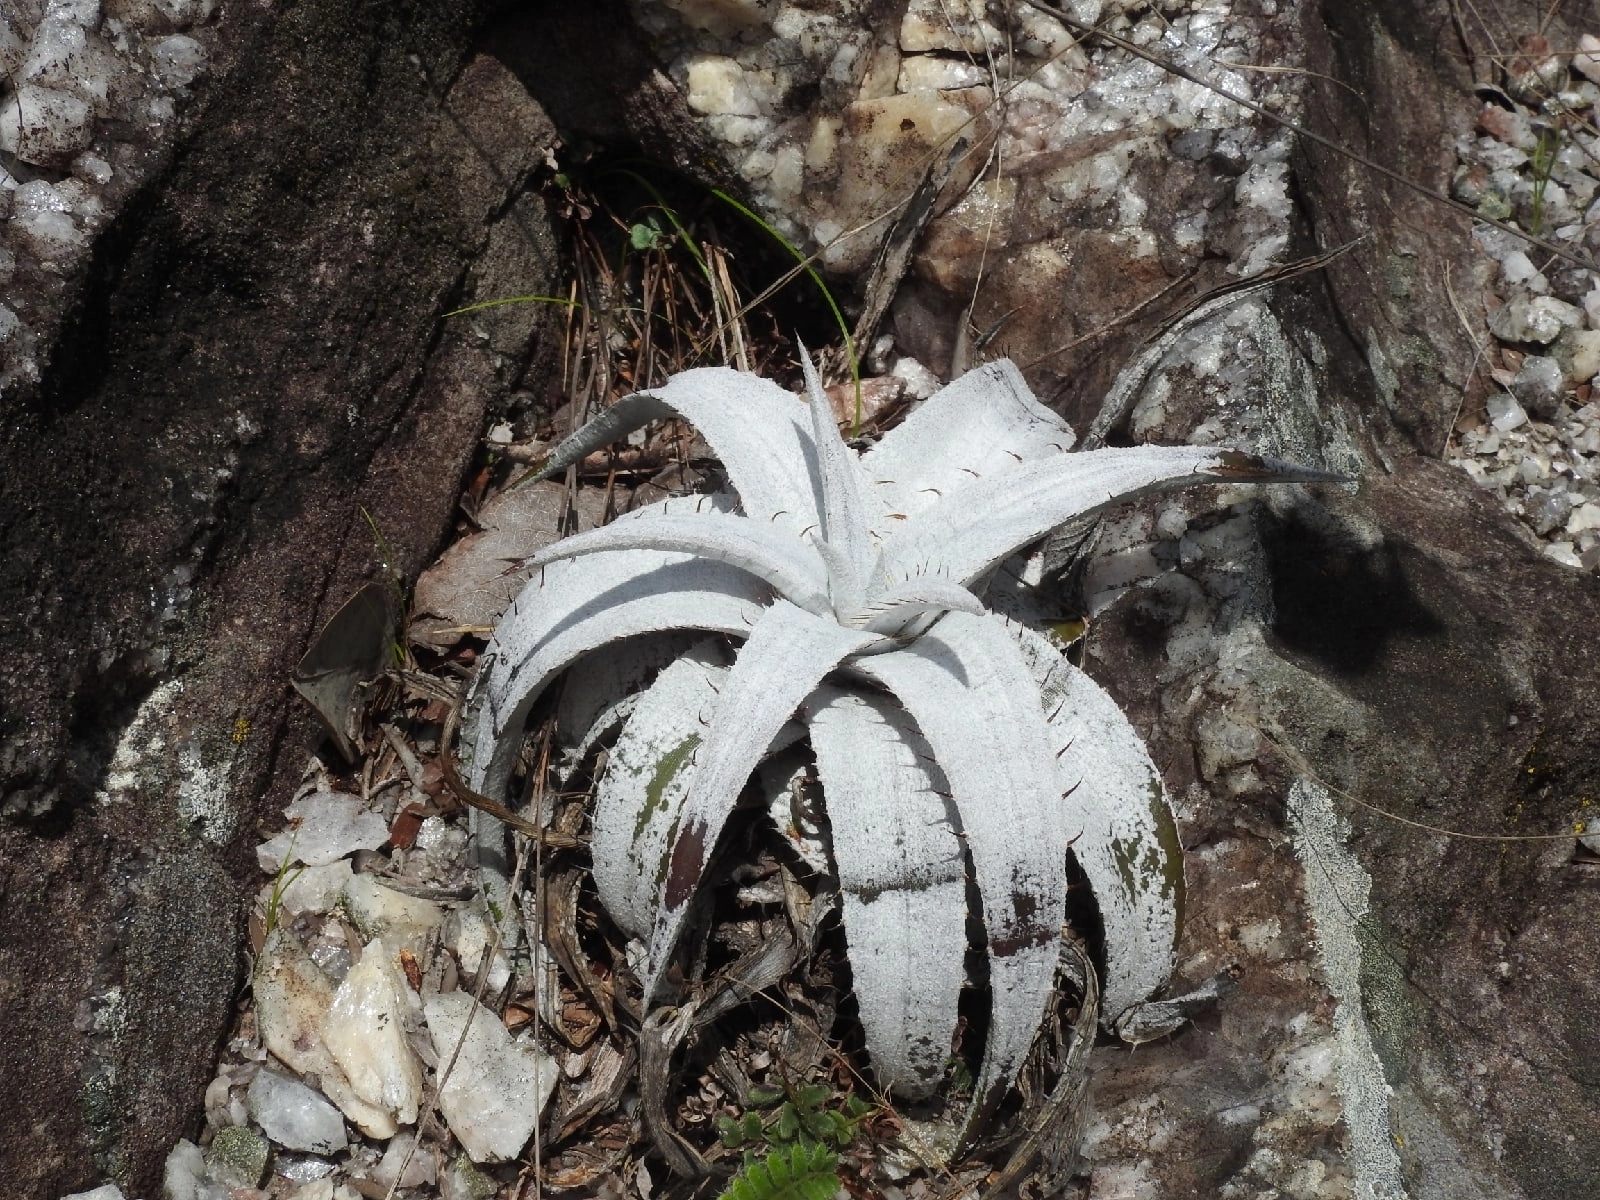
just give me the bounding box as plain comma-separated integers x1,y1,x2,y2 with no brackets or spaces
715,1080,874,1200
721,1141,841,1200
630,215,671,252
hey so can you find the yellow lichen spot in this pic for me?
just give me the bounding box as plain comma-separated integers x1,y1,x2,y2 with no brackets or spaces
232,717,252,745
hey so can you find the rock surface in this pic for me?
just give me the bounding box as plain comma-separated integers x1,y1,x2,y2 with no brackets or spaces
0,0,563,1193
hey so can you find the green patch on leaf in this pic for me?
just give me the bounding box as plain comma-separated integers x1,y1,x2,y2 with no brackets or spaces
634,733,702,844
1107,771,1185,932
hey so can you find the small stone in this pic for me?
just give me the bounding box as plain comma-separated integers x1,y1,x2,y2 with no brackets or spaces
321,940,423,1133
665,0,767,34
1475,189,1514,222
442,1156,500,1200
1574,33,1600,84
1506,34,1566,101
247,1068,348,1154
1498,249,1547,294
0,85,94,165
275,1153,339,1185
254,925,395,1138
373,1129,438,1190
150,33,206,87
205,1125,269,1189
1475,430,1501,454
15,206,87,257
163,1139,210,1200
1488,294,1583,344
443,904,512,994
1476,104,1535,151
426,989,559,1162
1527,489,1574,535
257,791,389,872
1509,354,1565,418
274,859,354,918
339,872,445,953
890,356,941,399
1566,501,1600,535
1556,329,1600,384
46,0,102,24
22,19,113,110
1486,392,1530,431
684,55,760,116
898,54,988,92
60,1187,125,1200
1543,541,1583,567
900,0,998,53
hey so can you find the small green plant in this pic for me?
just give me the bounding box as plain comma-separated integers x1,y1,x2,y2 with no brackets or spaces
720,1141,841,1200
716,1081,873,1152
262,831,304,937
629,214,672,253
714,1081,873,1200
1529,127,1558,236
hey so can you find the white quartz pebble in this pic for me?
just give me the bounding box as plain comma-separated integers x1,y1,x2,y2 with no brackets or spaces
247,1069,348,1154
425,989,559,1162
0,86,94,165
321,941,423,1134
257,791,389,871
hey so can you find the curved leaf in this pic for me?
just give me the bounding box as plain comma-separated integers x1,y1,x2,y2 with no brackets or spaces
850,612,1065,1141
582,647,816,940
858,360,1076,531
850,575,984,634
807,687,965,1099
642,601,876,1003
552,632,702,764
1008,624,1182,1026
590,644,730,939
463,552,765,799
520,510,833,617
522,368,823,526
880,445,1342,590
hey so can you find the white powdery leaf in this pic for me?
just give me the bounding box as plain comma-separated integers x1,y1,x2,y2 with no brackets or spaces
464,552,765,798
760,748,829,876
859,359,1076,531
852,611,1065,1140
799,344,880,596
880,444,1327,589
643,601,876,1002
550,630,706,761
524,368,824,526
807,687,965,1099
590,645,729,939
1011,624,1181,1025
852,574,984,633
521,510,832,617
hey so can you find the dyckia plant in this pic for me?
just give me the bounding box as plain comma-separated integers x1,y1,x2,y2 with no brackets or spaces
462,350,1337,1139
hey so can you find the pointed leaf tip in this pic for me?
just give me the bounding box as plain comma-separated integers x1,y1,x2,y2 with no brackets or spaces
1208,449,1350,484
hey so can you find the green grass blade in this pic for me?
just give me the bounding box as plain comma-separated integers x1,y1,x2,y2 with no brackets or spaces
709,188,862,433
